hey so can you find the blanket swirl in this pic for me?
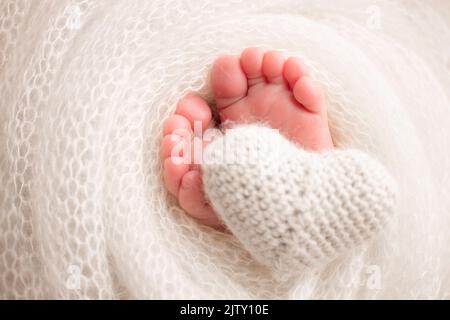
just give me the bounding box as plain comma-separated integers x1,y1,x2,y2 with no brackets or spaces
0,0,449,299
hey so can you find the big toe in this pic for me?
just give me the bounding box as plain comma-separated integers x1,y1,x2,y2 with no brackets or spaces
211,55,248,111
175,94,212,132
293,77,326,114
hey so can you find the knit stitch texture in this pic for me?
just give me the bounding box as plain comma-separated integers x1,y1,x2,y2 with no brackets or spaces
202,125,397,272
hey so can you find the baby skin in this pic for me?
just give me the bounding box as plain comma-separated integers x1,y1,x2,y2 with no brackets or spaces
162,48,334,228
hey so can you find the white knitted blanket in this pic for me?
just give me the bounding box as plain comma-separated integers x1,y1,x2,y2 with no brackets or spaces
1,0,450,299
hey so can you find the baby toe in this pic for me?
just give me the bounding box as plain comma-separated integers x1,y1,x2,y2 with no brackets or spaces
240,47,265,86
176,94,212,132
293,76,325,114
163,114,192,137
283,57,310,89
211,55,248,110
163,157,190,196
262,51,285,84
161,134,186,158
178,170,222,228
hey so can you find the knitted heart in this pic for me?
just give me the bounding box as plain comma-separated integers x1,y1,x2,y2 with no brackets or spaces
202,125,397,272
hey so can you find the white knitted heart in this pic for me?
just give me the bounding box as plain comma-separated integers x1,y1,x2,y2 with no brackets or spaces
202,125,397,272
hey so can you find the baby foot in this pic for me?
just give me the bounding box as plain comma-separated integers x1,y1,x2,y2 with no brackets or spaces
163,48,334,229
211,47,333,151
162,94,223,228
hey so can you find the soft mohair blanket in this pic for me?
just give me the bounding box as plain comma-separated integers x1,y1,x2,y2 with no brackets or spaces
0,0,449,299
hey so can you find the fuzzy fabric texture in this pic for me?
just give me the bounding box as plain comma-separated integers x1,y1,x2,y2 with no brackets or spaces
1,0,450,299
203,125,397,272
